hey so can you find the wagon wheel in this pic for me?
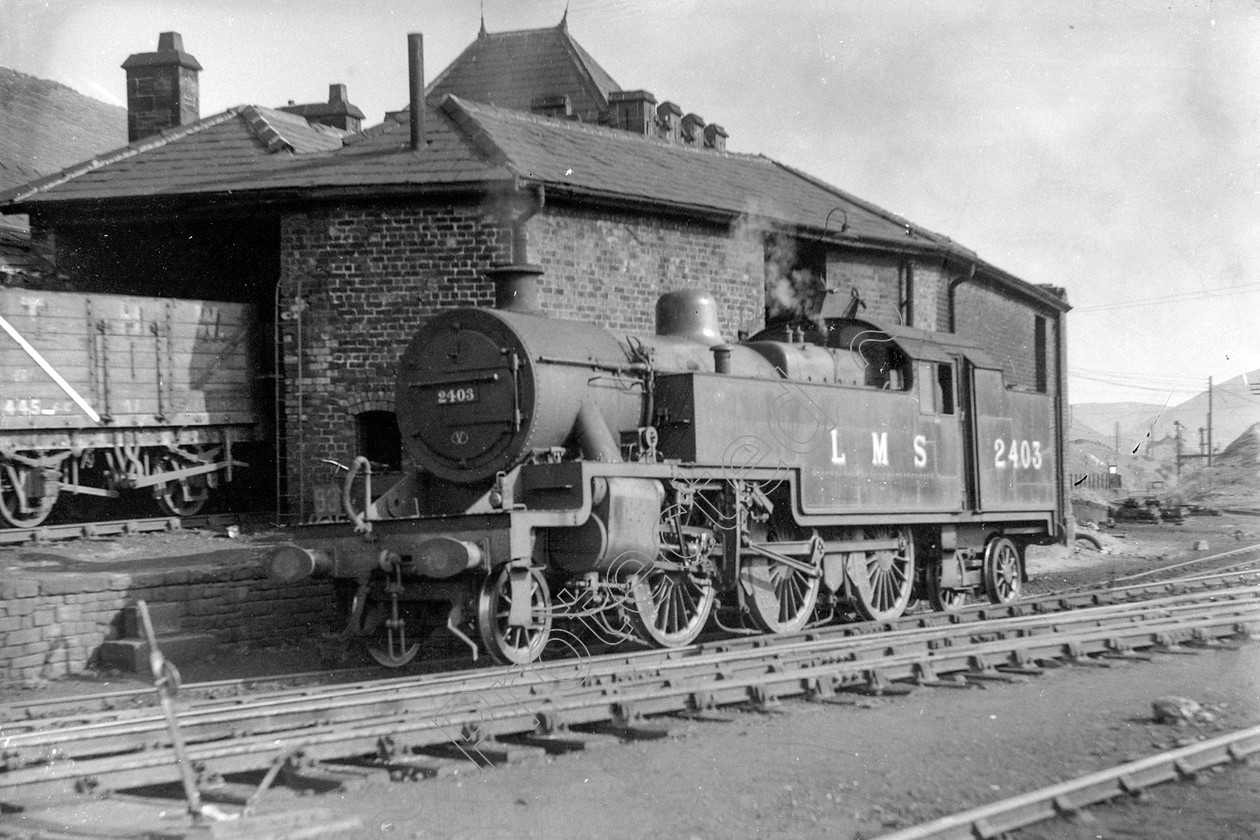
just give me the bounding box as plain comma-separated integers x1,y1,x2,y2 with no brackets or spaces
154,452,210,517
849,526,915,622
0,462,56,528
628,567,715,647
477,565,552,665
742,519,822,634
983,537,1022,604
923,562,968,613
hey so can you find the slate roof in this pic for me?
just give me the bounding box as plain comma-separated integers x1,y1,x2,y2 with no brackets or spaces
0,95,1066,311
427,16,620,121
0,96,932,245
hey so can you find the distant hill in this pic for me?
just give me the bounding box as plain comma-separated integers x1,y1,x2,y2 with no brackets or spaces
1071,370,1260,459
0,66,126,191
1167,422,1260,510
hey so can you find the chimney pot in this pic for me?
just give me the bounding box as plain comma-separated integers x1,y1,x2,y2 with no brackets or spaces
656,101,682,144
157,31,183,52
608,89,657,135
681,113,706,146
703,122,728,152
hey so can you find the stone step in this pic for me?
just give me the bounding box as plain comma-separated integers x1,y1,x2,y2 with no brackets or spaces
95,632,218,672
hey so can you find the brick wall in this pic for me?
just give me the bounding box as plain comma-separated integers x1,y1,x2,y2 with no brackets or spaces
278,201,510,516
0,565,337,684
529,206,764,336
277,200,764,517
955,281,1058,394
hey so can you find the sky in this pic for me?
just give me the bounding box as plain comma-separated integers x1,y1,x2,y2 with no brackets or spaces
2,0,1258,406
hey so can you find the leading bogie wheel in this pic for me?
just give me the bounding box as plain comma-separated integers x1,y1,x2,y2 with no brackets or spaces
983,537,1022,604
628,568,715,647
850,526,915,622
477,565,553,664
1,463,56,528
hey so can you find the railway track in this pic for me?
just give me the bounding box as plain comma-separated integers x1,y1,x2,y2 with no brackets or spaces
3,582,1257,807
878,724,1260,840
0,513,249,546
6,565,1259,725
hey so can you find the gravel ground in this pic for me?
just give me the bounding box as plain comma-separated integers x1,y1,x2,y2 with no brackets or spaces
3,513,1259,839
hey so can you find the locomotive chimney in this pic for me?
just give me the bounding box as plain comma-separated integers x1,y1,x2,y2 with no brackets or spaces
408,33,425,151
488,264,545,314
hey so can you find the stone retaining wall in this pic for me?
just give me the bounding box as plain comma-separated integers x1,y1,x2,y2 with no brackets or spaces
0,560,338,685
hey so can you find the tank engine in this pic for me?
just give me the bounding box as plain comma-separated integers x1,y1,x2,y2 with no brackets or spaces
269,264,1065,666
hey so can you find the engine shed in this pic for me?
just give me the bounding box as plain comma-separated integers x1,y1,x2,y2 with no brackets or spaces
0,18,1070,531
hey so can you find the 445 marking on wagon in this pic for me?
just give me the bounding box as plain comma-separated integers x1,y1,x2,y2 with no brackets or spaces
994,438,1044,470
3,398,74,417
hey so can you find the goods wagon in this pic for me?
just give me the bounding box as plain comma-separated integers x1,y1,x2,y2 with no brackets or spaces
0,287,264,527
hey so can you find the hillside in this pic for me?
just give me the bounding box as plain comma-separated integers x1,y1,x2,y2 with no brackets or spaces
1071,370,1260,461
1165,422,1260,510
0,66,126,191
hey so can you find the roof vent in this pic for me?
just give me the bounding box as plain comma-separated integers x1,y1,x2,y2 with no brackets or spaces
656,290,722,345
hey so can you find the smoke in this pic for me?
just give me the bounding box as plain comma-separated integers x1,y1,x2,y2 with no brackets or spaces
729,202,827,330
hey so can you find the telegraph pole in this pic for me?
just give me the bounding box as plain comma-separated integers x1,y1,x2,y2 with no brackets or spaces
1204,377,1214,471
1174,421,1184,476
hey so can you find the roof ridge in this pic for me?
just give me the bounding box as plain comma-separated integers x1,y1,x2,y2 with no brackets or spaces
0,108,244,206
239,105,295,153
439,95,515,171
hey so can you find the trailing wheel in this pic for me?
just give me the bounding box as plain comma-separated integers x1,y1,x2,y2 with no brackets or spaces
0,462,56,528
628,568,715,647
983,537,1022,604
477,565,552,664
850,526,915,622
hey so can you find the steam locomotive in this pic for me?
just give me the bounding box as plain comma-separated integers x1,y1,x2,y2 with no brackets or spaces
269,264,1065,666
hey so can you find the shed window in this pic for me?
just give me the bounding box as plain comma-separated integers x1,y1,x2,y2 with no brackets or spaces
356,410,402,471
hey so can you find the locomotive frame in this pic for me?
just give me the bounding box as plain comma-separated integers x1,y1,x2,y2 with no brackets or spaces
270,264,1066,666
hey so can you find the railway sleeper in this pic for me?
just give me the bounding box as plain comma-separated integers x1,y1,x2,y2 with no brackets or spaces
910,661,972,689
419,738,548,768
842,668,915,696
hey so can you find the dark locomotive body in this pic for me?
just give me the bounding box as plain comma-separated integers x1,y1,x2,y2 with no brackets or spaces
270,266,1065,665
0,287,265,527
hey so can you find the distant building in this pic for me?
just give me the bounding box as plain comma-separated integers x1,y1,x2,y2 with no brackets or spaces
0,19,1069,519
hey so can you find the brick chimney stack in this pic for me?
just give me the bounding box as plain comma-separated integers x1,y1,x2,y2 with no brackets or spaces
122,32,202,142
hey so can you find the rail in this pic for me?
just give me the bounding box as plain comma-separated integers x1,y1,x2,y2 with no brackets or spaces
3,584,1256,802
